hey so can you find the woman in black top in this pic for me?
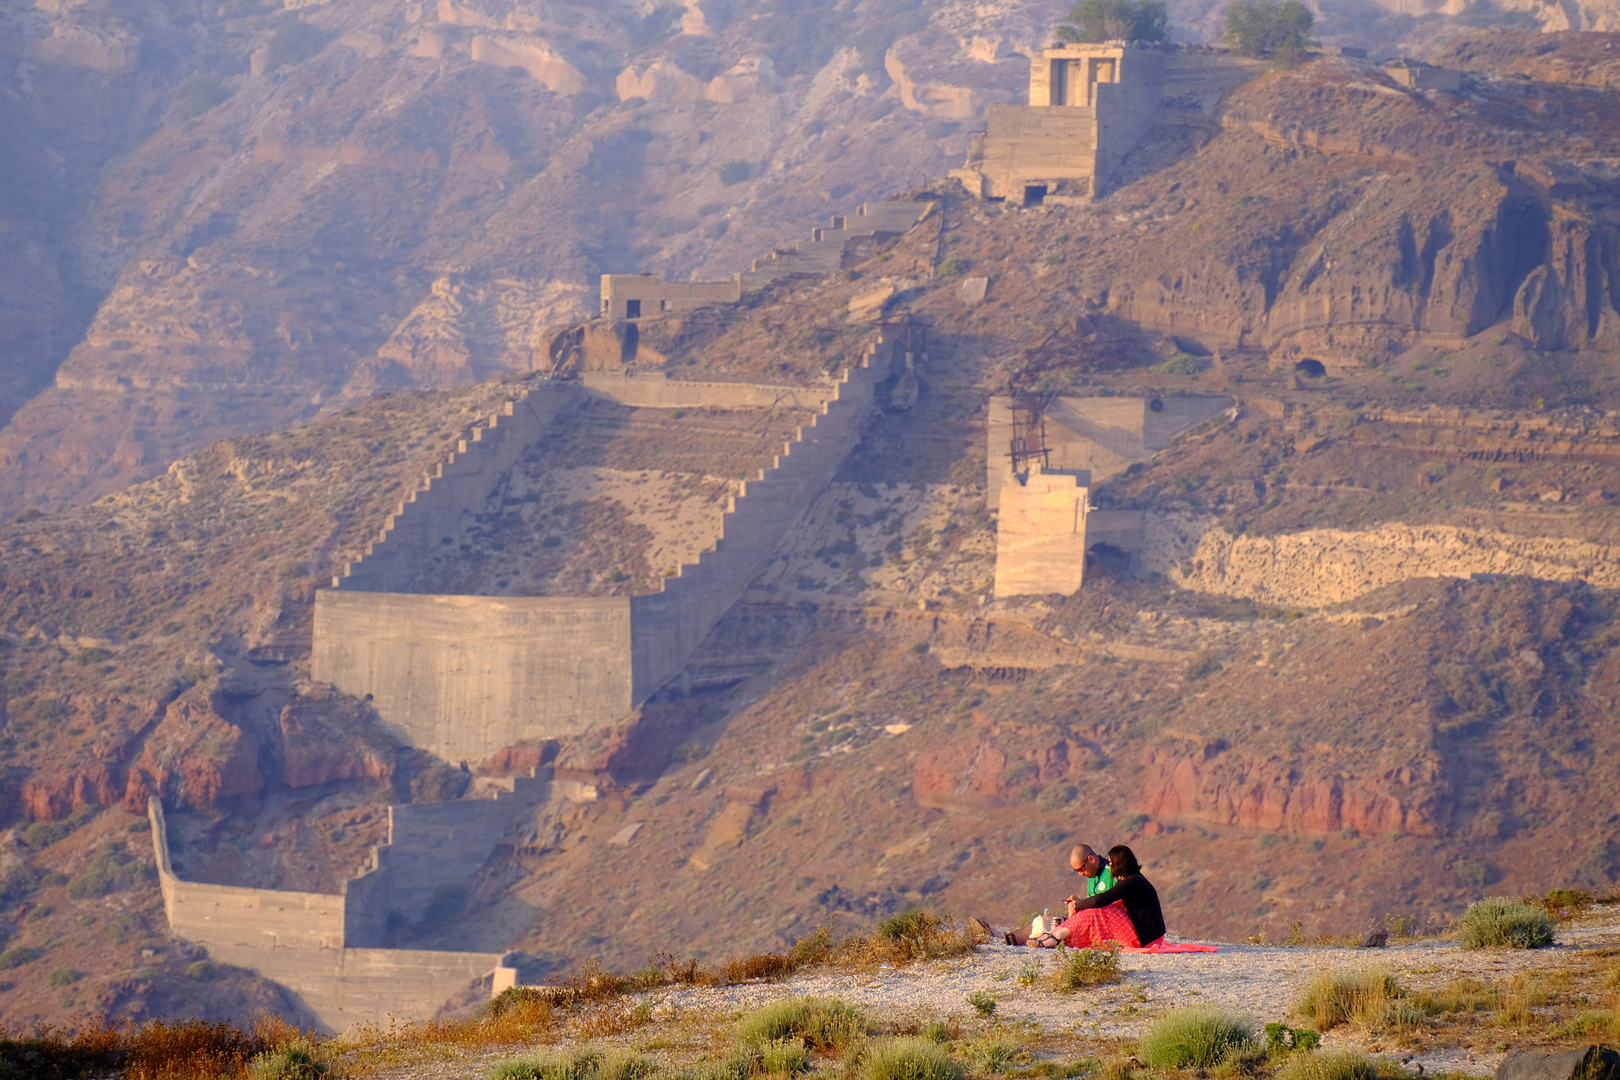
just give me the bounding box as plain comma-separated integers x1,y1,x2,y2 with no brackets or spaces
1031,844,1166,949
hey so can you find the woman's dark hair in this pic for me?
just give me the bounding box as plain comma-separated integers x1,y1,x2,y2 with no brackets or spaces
1107,844,1142,876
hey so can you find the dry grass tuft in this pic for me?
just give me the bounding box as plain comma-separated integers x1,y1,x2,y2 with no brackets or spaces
1137,1008,1254,1069
0,1015,313,1080
734,997,869,1053
1051,946,1122,992
1293,969,1408,1031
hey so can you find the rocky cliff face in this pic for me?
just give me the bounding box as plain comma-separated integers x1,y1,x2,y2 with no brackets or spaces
0,0,1075,515
1003,39,1620,371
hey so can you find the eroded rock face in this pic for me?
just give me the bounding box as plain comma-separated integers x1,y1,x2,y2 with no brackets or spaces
277,690,396,789
124,690,265,812
1141,514,1620,608
1141,741,1451,837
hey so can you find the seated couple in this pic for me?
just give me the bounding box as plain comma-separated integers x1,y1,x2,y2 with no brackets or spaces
991,843,1166,950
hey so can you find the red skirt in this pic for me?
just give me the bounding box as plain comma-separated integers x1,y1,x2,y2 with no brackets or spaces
1059,900,1142,948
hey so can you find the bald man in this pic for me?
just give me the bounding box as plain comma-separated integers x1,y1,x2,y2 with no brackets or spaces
991,843,1115,945
1070,844,1115,900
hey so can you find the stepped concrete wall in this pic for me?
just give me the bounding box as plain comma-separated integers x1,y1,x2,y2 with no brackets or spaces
629,338,888,697
313,335,898,765
599,202,930,315
148,798,519,1032
333,384,584,593
378,771,550,922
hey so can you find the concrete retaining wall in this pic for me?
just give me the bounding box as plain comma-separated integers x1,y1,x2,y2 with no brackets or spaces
313,592,633,766
148,798,514,1032
628,334,890,697
379,770,549,922
739,202,932,290
994,465,1090,597
313,334,896,765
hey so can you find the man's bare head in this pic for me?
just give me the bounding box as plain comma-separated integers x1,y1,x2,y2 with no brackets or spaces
1070,844,1104,876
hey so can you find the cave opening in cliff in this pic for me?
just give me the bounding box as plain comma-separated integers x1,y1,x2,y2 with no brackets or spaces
1295,359,1326,377
1023,184,1047,207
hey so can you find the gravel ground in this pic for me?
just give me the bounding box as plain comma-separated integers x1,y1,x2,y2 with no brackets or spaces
359,910,1620,1080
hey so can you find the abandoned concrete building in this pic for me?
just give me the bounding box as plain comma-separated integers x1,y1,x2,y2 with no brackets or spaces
952,43,1165,203
600,201,930,320
990,393,1232,595
952,43,1268,204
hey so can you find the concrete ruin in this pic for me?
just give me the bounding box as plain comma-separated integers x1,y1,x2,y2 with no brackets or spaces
146,780,555,1030
1384,60,1462,92
989,394,1233,596
314,331,915,765
599,201,932,320
952,43,1165,203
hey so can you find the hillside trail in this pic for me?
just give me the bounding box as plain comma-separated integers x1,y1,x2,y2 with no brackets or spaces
366,909,1620,1080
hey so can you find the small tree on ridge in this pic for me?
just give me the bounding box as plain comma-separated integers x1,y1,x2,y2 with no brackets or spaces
1058,0,1171,43
1222,0,1315,58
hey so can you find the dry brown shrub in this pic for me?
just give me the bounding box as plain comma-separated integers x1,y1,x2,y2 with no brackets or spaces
1,1015,301,1080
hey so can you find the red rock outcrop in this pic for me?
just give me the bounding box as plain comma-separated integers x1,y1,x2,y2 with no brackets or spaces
477,741,560,777
277,691,396,789
1140,742,1451,837
123,690,265,811
913,739,1010,811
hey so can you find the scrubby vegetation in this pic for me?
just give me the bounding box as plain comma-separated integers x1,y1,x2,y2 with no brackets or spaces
1051,946,1122,991
1274,1050,1376,1080
1457,897,1557,949
1136,1009,1254,1069
1293,969,1407,1031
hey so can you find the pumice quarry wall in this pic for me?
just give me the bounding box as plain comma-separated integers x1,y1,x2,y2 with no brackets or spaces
313,331,908,766
147,782,553,1031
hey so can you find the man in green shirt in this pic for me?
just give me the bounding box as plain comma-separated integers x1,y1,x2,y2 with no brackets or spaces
980,843,1118,945
1070,844,1115,900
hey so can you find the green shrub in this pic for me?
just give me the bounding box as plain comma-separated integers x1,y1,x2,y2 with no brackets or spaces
21,806,99,850
1058,0,1171,42
735,997,867,1051
1053,946,1122,990
1137,1008,1254,1069
0,946,42,970
68,843,153,898
1293,969,1403,1030
249,1036,333,1079
966,990,997,1018
493,1049,655,1080
1457,897,1555,949
1155,353,1203,376
937,255,970,277
181,76,231,118
1010,822,1069,850
48,966,80,987
1221,0,1314,56
1038,784,1078,811
719,160,752,186
859,1037,966,1080
187,960,216,980
1275,1050,1375,1080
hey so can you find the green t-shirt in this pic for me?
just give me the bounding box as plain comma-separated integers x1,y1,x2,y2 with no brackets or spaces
1086,865,1116,897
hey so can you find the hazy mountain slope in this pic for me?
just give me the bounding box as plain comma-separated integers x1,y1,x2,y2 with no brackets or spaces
0,0,1067,515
